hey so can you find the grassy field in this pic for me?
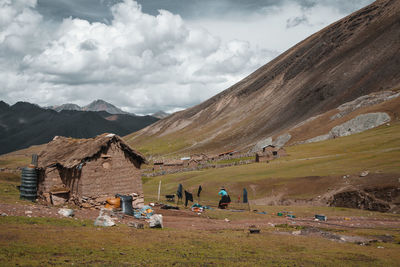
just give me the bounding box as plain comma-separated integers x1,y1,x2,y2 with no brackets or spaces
142,122,400,202
1,215,400,266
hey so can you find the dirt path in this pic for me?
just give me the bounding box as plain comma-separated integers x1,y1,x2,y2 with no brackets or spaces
1,203,400,231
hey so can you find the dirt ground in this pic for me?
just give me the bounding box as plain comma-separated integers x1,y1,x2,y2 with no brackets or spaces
1,202,400,231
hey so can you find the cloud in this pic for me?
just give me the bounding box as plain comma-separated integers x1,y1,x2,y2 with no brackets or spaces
0,0,373,114
0,0,275,114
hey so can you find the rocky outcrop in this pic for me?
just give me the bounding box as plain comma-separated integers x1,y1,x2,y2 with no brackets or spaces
251,137,272,153
330,188,396,212
330,113,390,137
330,91,400,121
273,133,291,148
302,112,391,144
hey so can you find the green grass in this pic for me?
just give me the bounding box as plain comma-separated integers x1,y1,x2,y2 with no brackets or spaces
142,122,400,202
0,156,30,169
0,216,93,227
126,132,192,156
1,217,399,266
0,172,24,204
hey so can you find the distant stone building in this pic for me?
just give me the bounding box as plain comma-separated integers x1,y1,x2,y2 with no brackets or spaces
162,160,184,171
37,133,146,206
256,146,287,162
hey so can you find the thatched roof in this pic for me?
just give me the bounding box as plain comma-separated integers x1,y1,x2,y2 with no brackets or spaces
37,133,146,169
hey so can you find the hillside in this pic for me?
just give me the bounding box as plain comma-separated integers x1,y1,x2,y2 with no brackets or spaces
142,121,400,212
0,102,158,155
126,0,400,156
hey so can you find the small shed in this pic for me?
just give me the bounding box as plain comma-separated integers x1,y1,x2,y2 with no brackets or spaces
162,160,184,171
37,133,146,206
256,147,287,162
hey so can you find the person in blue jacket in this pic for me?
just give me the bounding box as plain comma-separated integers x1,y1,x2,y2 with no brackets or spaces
218,187,231,209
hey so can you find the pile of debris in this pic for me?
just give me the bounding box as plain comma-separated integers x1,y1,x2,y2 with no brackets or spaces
79,193,144,209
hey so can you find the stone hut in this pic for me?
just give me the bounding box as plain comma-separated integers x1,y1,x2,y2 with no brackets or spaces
162,160,184,171
256,147,287,163
36,133,146,207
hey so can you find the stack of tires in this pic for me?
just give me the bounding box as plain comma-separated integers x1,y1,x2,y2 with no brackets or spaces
20,167,38,201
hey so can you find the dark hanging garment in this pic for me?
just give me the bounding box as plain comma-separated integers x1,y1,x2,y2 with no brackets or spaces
184,190,193,207
177,184,183,199
243,188,248,203
197,185,202,197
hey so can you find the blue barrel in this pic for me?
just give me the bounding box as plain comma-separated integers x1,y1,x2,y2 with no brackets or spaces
20,167,38,201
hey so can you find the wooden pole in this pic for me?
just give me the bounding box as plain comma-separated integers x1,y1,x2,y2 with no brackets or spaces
157,180,161,202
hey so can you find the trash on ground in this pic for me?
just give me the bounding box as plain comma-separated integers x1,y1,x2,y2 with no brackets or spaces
360,171,369,177
191,203,209,213
249,225,260,234
116,194,134,216
58,208,74,217
134,205,154,219
314,214,327,221
149,203,155,207
224,218,230,222
192,207,203,212
105,197,120,210
287,214,296,218
161,204,179,210
94,210,116,227
256,211,267,214
149,214,163,228
128,222,144,229
165,194,175,202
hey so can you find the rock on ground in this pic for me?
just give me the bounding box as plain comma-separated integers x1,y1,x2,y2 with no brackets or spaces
303,112,390,144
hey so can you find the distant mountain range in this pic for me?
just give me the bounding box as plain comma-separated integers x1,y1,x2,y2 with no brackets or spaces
47,99,130,115
48,99,170,119
0,101,159,155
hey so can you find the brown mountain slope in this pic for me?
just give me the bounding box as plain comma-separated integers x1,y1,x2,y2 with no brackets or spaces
126,0,400,156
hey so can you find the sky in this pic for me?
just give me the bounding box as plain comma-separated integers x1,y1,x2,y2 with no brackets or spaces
0,0,373,114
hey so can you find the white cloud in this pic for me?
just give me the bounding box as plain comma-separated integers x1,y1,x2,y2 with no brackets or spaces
0,0,372,114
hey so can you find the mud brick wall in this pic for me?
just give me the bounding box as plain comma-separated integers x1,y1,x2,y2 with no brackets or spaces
79,142,143,199
38,167,59,194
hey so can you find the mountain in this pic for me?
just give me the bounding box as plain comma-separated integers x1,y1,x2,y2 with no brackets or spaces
152,111,170,119
0,102,159,155
48,99,130,115
82,99,129,115
53,103,81,112
126,0,400,155
0,101,9,112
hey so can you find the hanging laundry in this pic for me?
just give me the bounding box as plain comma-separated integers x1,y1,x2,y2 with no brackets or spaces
197,185,202,197
243,188,248,203
177,184,183,199
184,190,193,207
